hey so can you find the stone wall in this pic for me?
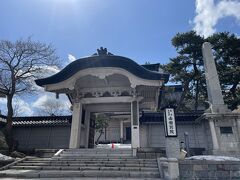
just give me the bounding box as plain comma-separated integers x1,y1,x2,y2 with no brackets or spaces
137,147,165,159
179,160,240,179
13,126,71,151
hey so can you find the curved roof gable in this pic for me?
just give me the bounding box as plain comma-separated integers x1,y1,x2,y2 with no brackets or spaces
35,48,169,86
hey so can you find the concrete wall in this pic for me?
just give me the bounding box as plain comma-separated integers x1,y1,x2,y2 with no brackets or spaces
140,122,208,151
13,126,84,151
13,121,209,151
95,119,209,151
179,160,240,179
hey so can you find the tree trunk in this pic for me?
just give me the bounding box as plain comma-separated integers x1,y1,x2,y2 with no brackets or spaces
230,81,238,98
177,79,191,111
5,94,14,152
193,59,199,111
95,130,103,145
194,80,199,111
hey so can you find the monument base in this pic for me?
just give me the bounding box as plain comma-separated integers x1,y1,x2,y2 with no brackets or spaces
165,137,180,159
203,113,240,155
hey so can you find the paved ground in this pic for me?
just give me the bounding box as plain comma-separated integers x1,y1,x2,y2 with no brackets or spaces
0,178,160,180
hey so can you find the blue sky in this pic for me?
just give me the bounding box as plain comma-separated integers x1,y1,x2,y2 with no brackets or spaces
0,0,199,64
0,0,239,116
1,0,239,64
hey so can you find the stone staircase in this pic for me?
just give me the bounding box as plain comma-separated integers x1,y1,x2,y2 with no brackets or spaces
0,148,161,179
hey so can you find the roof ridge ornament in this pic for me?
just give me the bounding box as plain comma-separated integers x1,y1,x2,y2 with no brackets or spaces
93,47,113,56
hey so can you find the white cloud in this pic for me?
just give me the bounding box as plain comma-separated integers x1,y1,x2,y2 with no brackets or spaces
30,65,61,92
0,64,65,117
0,98,7,115
14,98,34,116
32,93,71,115
193,0,240,37
68,54,76,62
0,97,33,116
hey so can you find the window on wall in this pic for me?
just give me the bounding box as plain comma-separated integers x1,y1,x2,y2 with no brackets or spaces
220,127,233,134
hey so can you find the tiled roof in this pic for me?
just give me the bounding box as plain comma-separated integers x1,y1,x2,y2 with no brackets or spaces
0,112,204,127
140,112,203,124
141,63,161,72
0,115,7,126
0,115,72,127
35,54,169,86
0,88,7,97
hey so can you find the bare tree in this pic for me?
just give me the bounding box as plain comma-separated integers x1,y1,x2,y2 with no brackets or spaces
37,99,71,116
0,38,59,150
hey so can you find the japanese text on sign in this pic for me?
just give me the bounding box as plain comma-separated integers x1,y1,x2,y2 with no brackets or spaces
164,108,177,137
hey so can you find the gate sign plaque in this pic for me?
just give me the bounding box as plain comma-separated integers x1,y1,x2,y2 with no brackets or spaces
164,108,177,137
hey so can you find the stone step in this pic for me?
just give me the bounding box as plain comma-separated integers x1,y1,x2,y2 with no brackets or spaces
63,150,132,153
17,162,158,168
24,159,157,164
25,159,157,162
52,156,141,160
11,165,159,172
52,156,136,161
19,162,157,167
27,157,52,160
22,159,157,163
0,170,160,178
0,148,161,179
62,151,132,154
53,157,153,160
59,154,133,157
64,149,132,152
61,153,133,156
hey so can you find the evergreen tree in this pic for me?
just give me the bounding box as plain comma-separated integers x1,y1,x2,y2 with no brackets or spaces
208,32,240,110
164,31,205,111
164,31,240,111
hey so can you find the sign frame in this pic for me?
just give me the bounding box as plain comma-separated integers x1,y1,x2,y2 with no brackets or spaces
164,107,178,137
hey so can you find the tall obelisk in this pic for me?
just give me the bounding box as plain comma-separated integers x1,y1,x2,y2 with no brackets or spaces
202,42,229,113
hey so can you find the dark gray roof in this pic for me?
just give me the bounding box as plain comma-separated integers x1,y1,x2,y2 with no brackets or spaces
35,54,169,86
1,112,203,127
0,115,7,126
0,88,6,97
141,63,161,72
0,115,72,127
13,116,72,127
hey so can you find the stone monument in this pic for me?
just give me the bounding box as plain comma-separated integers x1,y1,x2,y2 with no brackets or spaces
202,42,240,155
202,42,230,113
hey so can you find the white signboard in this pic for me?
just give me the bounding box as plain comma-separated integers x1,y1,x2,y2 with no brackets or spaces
164,108,177,137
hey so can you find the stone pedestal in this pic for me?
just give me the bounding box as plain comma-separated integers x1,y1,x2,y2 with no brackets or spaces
165,137,180,159
158,157,179,180
204,113,240,155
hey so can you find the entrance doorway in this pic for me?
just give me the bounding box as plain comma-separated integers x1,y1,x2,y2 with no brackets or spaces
126,127,131,142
